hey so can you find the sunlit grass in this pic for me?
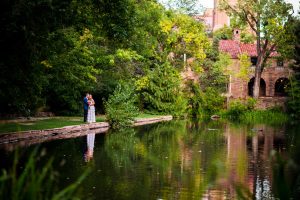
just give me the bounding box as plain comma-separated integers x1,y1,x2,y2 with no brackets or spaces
0,114,167,133
135,113,165,119
0,116,105,134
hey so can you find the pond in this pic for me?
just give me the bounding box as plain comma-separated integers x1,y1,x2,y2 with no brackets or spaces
1,120,300,199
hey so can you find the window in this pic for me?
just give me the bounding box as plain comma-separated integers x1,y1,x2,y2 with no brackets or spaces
250,57,257,66
277,59,284,67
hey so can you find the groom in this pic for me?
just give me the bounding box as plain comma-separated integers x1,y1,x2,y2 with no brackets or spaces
83,93,89,122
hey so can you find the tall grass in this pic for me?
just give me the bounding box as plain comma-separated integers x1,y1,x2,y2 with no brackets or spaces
239,110,289,125
223,98,289,125
223,109,289,126
0,148,90,200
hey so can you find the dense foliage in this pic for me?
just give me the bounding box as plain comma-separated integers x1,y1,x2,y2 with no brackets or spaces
105,83,139,129
287,16,300,120
188,83,225,118
0,0,230,119
136,63,187,117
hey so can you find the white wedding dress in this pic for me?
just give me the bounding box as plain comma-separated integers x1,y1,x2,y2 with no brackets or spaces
87,101,96,123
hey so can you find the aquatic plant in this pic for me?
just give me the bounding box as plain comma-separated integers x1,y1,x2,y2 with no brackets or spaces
224,98,288,125
0,148,90,200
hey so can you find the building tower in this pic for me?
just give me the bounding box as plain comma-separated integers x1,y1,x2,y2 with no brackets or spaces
212,0,237,31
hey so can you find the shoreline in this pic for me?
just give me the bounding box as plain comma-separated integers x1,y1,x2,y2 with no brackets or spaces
0,116,173,150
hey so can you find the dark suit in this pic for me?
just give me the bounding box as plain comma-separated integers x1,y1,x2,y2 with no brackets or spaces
83,97,89,122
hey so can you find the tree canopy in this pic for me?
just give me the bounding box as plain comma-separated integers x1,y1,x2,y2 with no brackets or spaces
0,0,230,117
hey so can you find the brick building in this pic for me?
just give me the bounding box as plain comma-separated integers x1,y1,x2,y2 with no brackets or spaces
219,30,293,109
195,0,237,32
194,0,293,109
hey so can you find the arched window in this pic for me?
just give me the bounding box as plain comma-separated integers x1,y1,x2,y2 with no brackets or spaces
275,78,289,96
248,77,266,97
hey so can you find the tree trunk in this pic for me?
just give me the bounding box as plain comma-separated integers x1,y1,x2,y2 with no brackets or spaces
253,16,261,99
253,66,262,98
253,57,263,98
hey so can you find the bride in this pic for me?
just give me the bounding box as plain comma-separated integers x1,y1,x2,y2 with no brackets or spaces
87,94,96,123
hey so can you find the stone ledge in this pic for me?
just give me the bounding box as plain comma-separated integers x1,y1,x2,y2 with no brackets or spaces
0,122,109,145
133,115,173,126
0,116,173,146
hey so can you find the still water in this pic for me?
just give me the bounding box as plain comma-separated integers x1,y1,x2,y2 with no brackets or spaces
1,120,300,199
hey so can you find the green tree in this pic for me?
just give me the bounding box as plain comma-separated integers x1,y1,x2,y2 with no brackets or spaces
220,0,295,98
200,51,231,93
159,13,210,71
213,25,233,40
213,25,254,43
42,28,101,114
0,0,74,114
161,0,203,15
287,16,300,119
105,83,139,129
136,63,187,116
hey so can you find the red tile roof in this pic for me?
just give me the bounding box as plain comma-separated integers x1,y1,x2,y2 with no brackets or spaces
240,43,257,57
219,40,278,58
219,40,240,58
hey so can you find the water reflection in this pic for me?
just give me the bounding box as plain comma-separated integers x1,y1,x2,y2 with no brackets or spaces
84,130,95,162
1,120,299,199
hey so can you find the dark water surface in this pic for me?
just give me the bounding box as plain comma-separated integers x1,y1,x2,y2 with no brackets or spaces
1,120,300,199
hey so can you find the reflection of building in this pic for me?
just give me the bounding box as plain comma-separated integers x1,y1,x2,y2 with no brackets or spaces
218,124,286,199
219,30,293,109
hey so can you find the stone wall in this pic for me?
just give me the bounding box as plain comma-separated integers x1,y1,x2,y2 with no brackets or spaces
228,58,293,99
255,97,288,110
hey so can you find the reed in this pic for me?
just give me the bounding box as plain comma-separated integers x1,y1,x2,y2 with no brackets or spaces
240,110,289,125
223,109,289,125
0,148,90,200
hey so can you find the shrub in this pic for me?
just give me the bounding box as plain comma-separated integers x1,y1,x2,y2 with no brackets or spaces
287,78,300,120
189,84,225,118
105,83,139,129
225,98,288,124
136,63,187,117
226,98,256,120
226,99,248,120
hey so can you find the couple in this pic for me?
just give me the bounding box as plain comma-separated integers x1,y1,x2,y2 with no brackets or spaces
84,130,95,162
83,93,96,123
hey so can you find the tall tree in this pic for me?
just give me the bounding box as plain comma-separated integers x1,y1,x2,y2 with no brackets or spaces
160,0,203,15
219,0,294,98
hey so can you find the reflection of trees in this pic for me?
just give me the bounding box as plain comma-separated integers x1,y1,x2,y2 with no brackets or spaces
271,125,300,199
102,120,292,199
103,120,229,199
104,128,139,171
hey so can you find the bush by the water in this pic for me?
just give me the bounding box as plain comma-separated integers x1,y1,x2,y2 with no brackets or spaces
189,84,225,118
105,83,139,129
225,98,256,120
224,98,288,124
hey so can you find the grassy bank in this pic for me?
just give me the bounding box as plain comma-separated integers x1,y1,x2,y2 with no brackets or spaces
222,110,289,126
0,114,164,134
0,116,105,134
